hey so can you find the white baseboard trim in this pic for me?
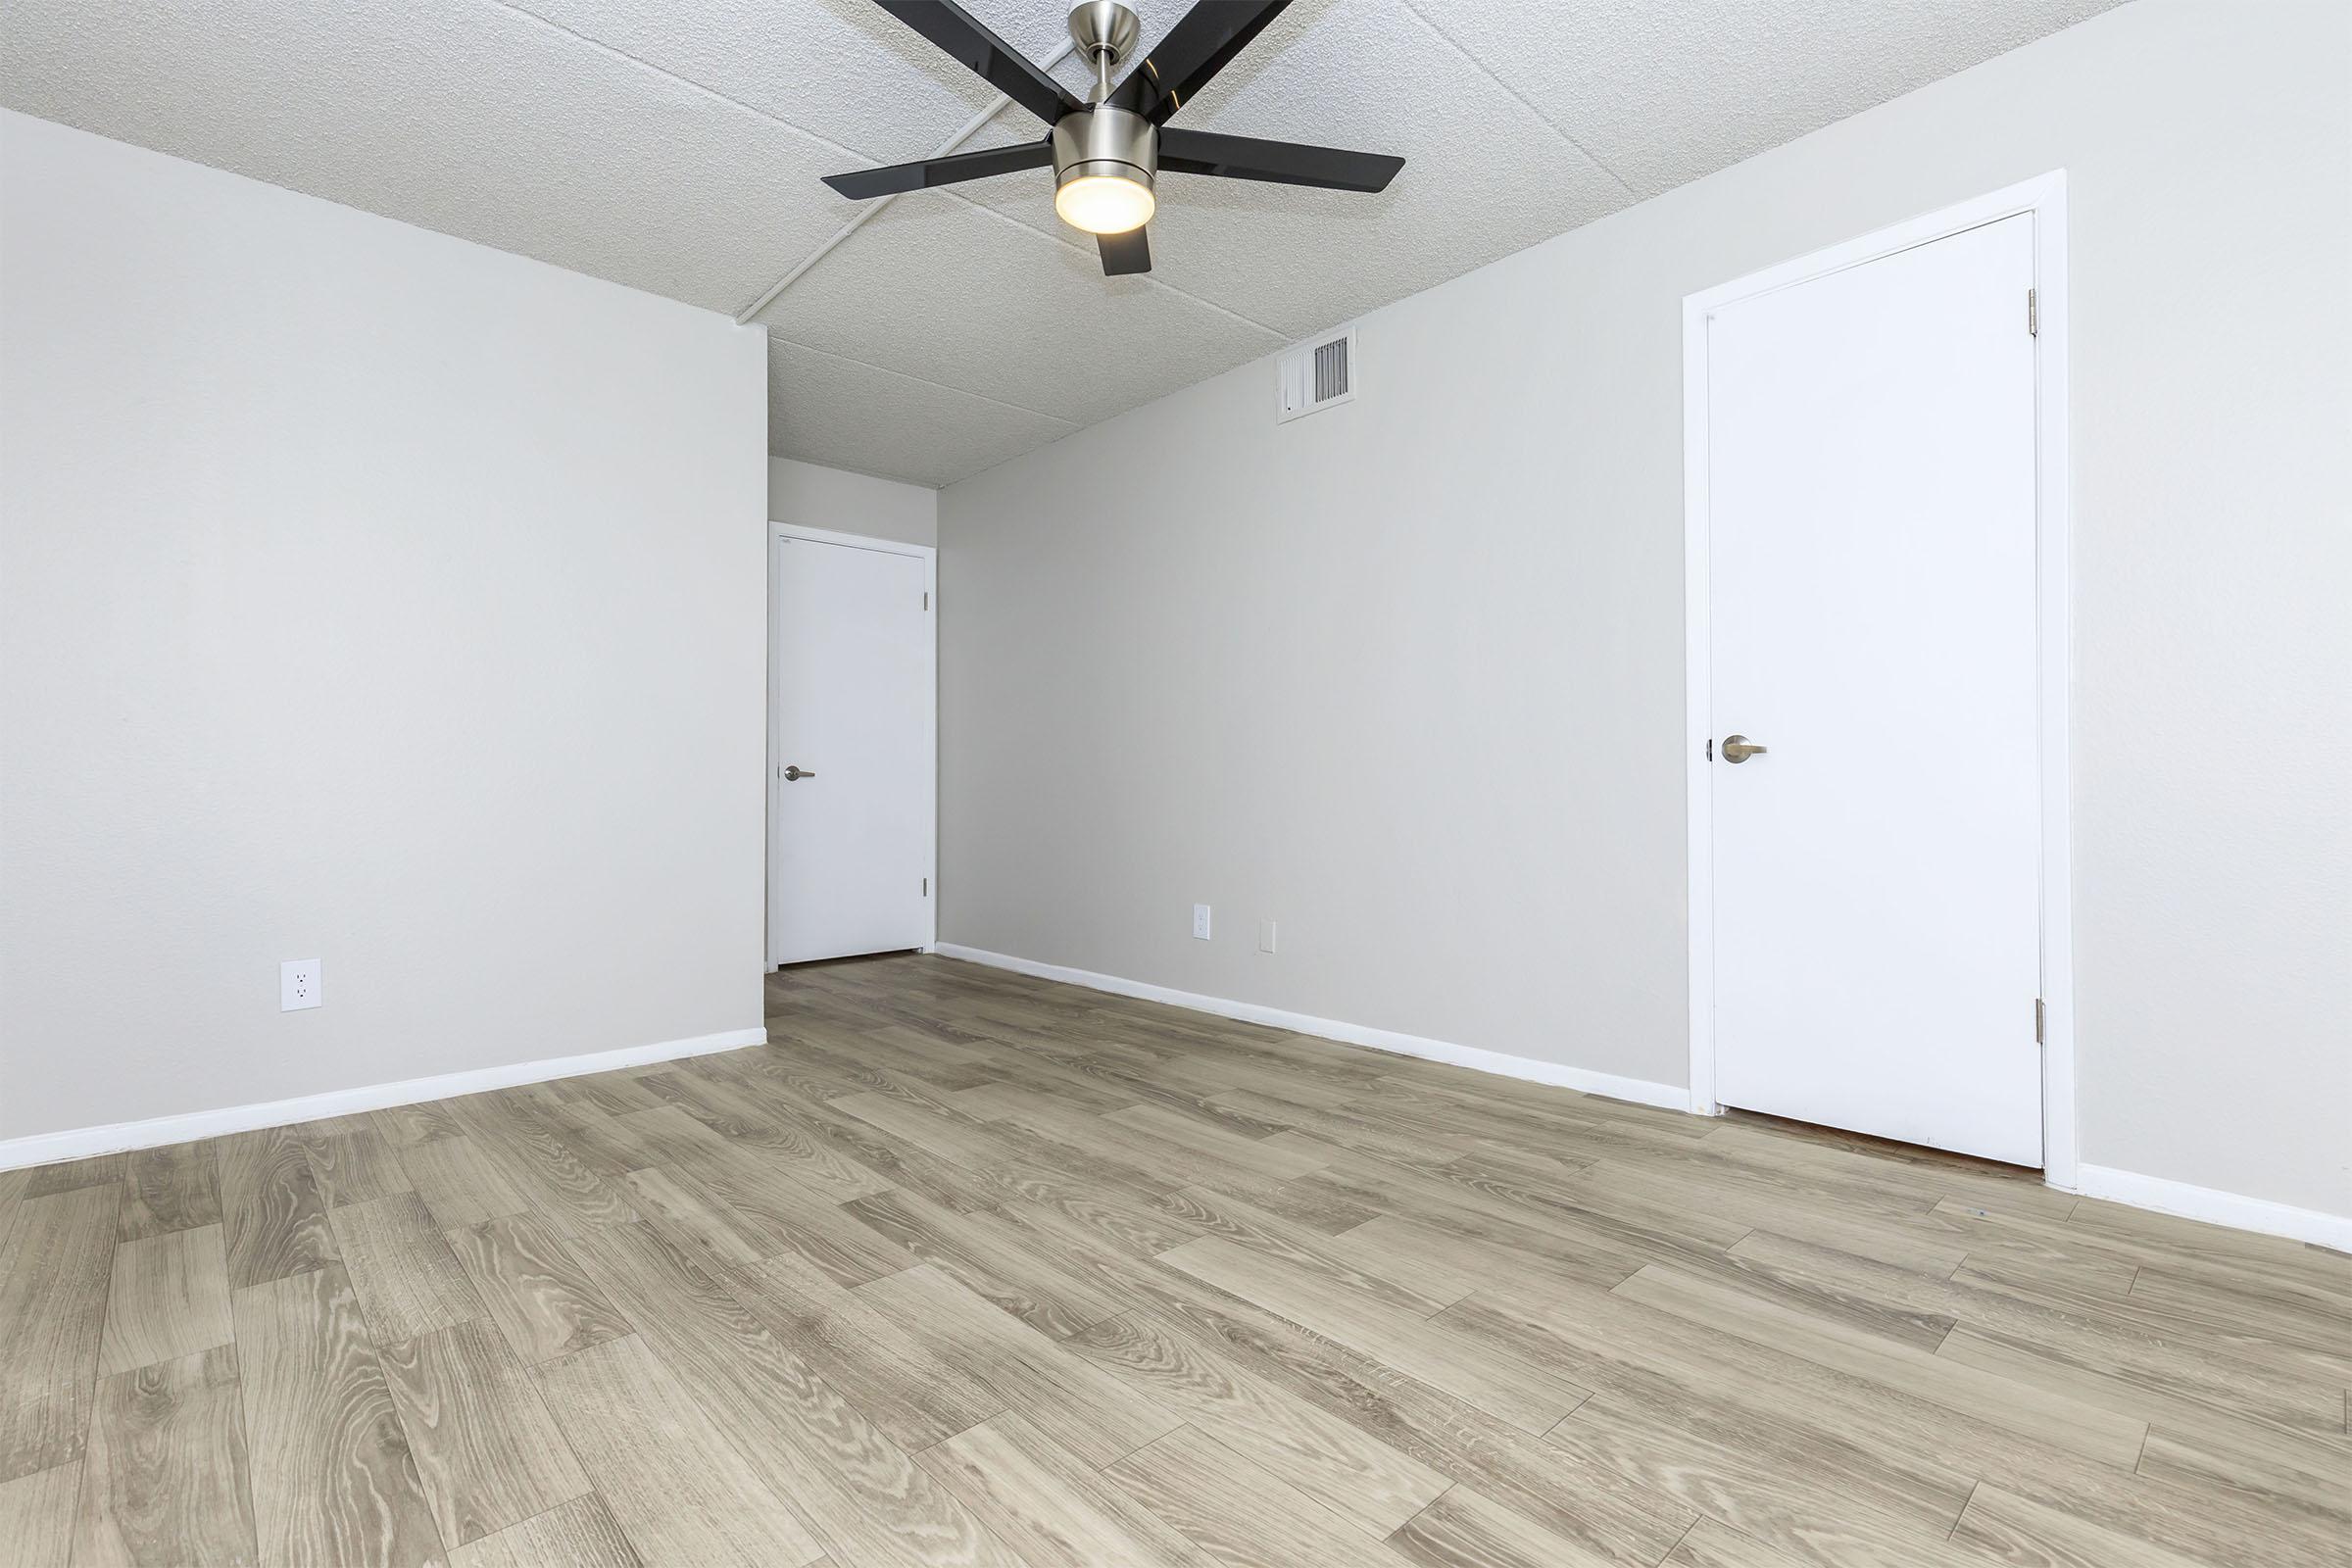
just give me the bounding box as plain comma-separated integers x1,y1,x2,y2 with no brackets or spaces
0,1025,769,1172
2073,1163,2351,1253
937,946,2351,1253
932,944,1690,1113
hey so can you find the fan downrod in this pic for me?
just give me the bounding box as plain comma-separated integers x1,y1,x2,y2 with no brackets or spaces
1067,3,1142,101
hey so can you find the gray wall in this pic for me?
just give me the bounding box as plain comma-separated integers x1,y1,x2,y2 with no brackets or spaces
1,112,770,1144
769,457,938,548
939,0,2351,1219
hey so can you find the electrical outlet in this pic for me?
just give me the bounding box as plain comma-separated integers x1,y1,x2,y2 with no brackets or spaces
281,958,321,1011
1192,904,1212,941
1259,918,1278,955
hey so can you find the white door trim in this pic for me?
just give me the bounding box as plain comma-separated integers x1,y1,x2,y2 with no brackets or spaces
766,523,938,968
1681,172,2076,1190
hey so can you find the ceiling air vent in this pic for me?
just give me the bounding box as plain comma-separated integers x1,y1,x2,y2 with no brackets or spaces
1278,326,1357,423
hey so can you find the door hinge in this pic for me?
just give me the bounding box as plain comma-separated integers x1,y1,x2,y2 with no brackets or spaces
2027,287,2038,337
922,590,929,611
921,876,929,897
2034,997,2045,1044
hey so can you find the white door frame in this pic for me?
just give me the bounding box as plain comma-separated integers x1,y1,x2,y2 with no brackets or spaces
766,522,938,968
1681,172,2076,1189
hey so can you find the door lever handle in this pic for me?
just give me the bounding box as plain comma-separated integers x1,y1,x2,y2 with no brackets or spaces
1720,735,1767,763
783,765,816,781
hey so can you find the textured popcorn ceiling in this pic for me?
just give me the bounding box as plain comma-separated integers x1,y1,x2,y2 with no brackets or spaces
2,0,2119,486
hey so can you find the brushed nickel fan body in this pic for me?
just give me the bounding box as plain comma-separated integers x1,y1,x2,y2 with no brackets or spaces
1052,106,1157,199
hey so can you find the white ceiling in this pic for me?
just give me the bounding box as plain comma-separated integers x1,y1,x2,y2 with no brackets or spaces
2,0,2120,487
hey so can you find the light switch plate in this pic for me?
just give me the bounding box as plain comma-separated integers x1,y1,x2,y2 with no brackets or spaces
1258,919,1278,954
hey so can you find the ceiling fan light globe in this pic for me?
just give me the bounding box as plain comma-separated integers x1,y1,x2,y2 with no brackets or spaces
1054,173,1155,235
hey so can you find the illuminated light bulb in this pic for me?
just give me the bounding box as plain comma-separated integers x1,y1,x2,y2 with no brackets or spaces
1054,172,1155,235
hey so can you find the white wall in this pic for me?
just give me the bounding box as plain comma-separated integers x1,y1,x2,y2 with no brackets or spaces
939,0,2352,1223
770,457,937,548
0,112,770,1149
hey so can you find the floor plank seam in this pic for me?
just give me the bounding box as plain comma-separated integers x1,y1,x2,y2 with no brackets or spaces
1094,1416,1202,1479
1943,1477,1982,1540
1653,1513,1704,1566
906,1404,1014,1461
1380,1477,1458,1546
71,1184,127,1565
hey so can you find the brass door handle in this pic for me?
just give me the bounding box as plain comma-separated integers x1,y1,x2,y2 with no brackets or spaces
784,765,816,781
1720,735,1768,763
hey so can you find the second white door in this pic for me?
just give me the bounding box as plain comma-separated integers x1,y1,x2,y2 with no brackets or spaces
769,531,933,967
1704,214,2043,1166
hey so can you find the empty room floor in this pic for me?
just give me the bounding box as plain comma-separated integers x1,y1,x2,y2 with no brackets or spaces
3,956,2345,1566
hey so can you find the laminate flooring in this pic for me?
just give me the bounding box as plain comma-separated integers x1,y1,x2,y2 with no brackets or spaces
2,953,2344,1565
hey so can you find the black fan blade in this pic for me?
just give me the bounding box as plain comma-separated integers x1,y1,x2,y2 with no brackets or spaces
1158,127,1402,193
875,0,1082,125
1109,0,1290,123
1098,226,1151,275
823,138,1053,200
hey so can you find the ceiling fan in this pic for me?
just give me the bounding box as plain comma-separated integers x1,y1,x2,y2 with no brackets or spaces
822,1,1404,276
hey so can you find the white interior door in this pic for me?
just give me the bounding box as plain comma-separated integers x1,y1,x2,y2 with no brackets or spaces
769,532,933,966
1706,214,2042,1165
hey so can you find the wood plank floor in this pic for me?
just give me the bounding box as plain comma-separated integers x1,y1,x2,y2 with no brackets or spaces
2,953,2345,1566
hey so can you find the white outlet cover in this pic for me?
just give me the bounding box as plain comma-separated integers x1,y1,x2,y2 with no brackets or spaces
1192,904,1212,940
281,958,321,1011
1259,919,1278,955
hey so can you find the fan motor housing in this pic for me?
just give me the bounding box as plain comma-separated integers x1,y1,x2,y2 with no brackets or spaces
1052,104,1157,193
